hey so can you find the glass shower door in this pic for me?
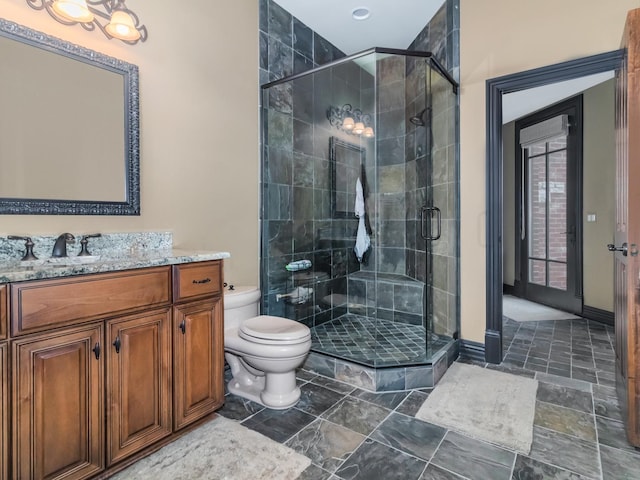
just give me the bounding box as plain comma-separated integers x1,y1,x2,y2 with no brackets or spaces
427,60,459,351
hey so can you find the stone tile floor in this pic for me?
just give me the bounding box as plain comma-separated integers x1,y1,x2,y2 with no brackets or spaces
310,314,451,367
220,317,640,480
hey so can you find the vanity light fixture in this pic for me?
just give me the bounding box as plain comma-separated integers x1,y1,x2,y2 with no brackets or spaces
52,0,93,23
327,104,374,138
25,0,147,44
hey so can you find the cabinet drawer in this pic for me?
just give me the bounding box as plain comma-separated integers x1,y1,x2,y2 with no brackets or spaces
173,261,222,302
0,285,6,340
11,267,171,336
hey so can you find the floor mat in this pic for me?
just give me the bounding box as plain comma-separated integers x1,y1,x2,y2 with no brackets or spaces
415,362,538,454
503,295,581,322
111,416,311,479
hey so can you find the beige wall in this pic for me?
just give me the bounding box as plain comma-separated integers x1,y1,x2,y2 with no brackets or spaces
460,0,639,342
583,79,615,311
501,80,616,312
0,1,259,285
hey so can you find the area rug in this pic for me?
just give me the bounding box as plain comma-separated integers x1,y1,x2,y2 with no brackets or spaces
415,362,538,454
503,295,580,322
111,416,311,480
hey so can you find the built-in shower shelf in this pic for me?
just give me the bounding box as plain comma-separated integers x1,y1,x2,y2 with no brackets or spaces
348,270,425,320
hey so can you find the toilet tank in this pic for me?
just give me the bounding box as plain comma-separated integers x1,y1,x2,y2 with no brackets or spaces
223,286,261,329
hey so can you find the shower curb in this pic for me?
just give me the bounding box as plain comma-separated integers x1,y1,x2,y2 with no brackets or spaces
301,340,459,392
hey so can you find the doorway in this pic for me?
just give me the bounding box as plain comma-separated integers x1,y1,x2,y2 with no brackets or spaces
484,50,624,363
514,96,583,314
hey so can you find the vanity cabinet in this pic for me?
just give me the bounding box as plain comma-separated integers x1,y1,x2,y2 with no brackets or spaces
173,298,224,429
172,262,224,430
106,309,172,465
12,323,105,480
6,260,225,480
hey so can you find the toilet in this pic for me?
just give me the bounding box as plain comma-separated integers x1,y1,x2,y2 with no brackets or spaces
223,286,311,409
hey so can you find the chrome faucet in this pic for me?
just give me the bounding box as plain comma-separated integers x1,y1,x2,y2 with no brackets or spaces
51,233,75,257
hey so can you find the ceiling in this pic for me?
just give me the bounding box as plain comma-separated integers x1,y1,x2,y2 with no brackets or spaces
502,72,615,124
272,0,446,55
272,1,612,125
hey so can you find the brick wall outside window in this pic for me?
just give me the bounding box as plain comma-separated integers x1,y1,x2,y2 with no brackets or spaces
527,138,568,290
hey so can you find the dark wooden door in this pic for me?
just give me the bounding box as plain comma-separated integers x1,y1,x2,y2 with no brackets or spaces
13,324,104,480
614,7,640,447
106,309,172,465
173,298,224,430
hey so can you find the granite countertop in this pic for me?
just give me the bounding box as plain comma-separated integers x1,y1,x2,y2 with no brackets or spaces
0,249,230,283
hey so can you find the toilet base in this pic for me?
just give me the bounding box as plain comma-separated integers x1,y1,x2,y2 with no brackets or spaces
225,351,304,410
227,374,301,410
227,376,265,405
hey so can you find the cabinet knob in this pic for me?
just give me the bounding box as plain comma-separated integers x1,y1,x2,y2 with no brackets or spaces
179,320,186,334
92,342,101,360
113,336,121,354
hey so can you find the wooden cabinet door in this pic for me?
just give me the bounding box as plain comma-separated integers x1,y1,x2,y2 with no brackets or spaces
106,308,172,465
0,285,6,340
173,298,224,430
13,324,104,480
0,342,7,480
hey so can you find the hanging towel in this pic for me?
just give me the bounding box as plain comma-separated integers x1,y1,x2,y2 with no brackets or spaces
354,178,370,263
355,177,365,217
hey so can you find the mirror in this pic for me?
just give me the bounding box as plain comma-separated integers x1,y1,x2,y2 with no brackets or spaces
0,18,140,215
330,136,366,218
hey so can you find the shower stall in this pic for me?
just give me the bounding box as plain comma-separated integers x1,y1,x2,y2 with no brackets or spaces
260,48,459,382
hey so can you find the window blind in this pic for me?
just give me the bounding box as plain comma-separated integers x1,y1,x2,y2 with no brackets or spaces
519,114,569,147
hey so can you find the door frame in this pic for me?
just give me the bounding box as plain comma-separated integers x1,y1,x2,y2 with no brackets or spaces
485,50,624,363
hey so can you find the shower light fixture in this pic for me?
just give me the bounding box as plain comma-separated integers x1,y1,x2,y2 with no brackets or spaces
25,0,147,44
327,104,374,138
352,7,371,21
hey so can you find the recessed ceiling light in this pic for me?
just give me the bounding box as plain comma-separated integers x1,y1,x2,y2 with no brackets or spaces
352,7,371,21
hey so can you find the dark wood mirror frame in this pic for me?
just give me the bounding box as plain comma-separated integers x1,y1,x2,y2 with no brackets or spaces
0,18,140,215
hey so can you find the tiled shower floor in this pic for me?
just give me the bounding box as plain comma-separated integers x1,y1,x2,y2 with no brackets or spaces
310,314,451,367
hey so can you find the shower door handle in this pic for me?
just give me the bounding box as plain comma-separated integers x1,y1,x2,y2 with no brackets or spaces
421,206,442,241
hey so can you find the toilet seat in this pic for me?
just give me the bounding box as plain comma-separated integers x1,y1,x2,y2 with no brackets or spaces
239,315,310,345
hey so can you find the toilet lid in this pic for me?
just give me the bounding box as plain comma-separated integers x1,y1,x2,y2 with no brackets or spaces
239,315,310,343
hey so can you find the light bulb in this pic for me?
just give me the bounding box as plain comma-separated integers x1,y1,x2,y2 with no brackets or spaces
363,127,374,138
106,10,141,41
353,122,365,135
343,117,355,130
52,0,94,22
